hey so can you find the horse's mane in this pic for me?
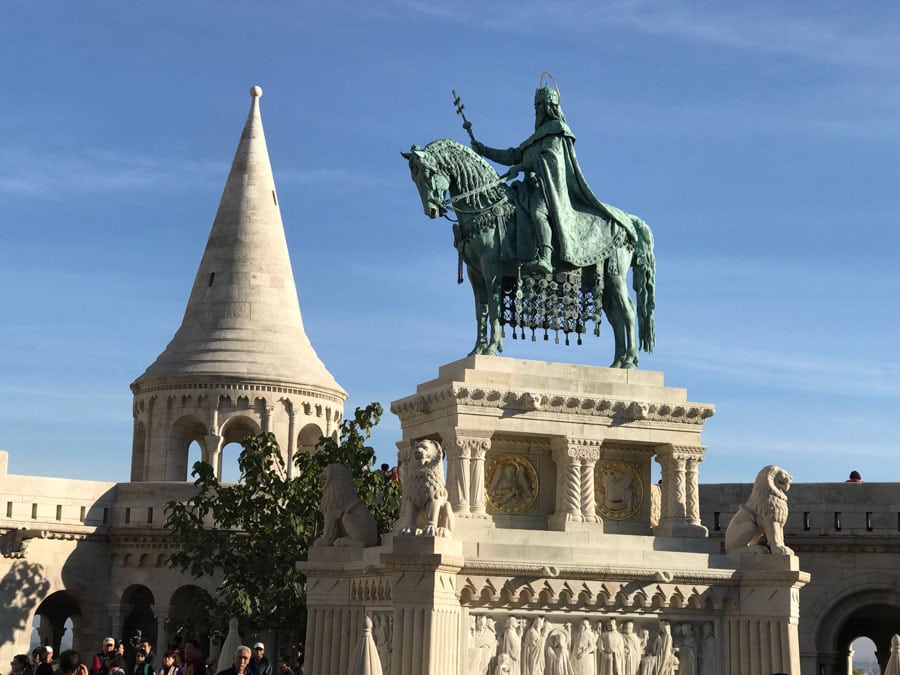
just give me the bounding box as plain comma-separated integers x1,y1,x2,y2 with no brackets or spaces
422,138,503,203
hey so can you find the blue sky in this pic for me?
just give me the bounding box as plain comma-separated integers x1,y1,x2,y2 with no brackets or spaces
1,1,899,485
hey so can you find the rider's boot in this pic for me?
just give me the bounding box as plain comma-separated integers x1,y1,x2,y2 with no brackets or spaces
526,245,553,275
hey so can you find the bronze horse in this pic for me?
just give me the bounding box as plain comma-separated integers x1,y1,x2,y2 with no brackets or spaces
404,139,655,368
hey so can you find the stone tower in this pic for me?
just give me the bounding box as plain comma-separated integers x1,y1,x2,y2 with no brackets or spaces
130,86,346,482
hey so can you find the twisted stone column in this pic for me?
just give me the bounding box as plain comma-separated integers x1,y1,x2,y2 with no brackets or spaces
579,449,601,524
549,439,602,530
655,445,706,537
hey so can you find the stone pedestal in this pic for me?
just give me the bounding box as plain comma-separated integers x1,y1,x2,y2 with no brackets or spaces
302,357,809,675
391,356,715,534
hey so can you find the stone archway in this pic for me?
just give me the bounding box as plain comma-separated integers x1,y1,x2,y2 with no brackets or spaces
169,416,209,481
33,590,82,653
218,414,261,481
166,586,212,657
121,585,156,663
815,587,900,674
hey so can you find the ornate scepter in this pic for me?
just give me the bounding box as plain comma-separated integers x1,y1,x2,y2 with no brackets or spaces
452,90,476,142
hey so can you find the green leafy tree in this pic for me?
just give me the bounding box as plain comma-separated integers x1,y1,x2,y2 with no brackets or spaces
164,403,400,646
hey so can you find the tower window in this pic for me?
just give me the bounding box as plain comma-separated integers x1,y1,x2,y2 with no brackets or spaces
208,272,215,287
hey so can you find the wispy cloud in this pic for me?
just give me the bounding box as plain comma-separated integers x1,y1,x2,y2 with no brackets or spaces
660,335,900,400
396,0,900,70
0,148,223,197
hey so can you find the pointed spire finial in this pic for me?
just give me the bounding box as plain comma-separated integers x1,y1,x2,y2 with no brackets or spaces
250,85,263,98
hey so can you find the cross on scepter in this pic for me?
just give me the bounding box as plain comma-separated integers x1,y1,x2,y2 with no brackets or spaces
452,90,476,143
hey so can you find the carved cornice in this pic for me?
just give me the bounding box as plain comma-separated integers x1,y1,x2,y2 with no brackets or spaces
133,380,345,406
391,385,715,426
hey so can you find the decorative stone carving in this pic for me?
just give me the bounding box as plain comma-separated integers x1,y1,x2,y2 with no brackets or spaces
698,623,717,675
544,626,573,675
884,634,900,675
675,623,697,675
486,455,539,514
313,464,377,547
598,618,625,675
500,616,522,675
522,617,548,675
620,621,641,675
467,615,499,675
724,465,794,555
594,462,643,521
653,622,678,675
398,439,454,537
571,619,597,675
370,612,393,675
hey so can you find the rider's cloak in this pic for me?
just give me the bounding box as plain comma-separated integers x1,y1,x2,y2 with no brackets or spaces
482,120,638,267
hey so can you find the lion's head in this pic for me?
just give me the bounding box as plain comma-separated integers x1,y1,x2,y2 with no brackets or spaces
320,463,360,511
749,464,792,524
411,439,443,469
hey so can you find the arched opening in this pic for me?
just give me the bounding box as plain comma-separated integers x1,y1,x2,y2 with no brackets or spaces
131,420,147,482
169,415,208,481
817,588,900,674
298,423,324,457
219,415,260,482
121,585,157,664
849,636,877,674
33,590,82,654
187,441,203,479
167,585,212,657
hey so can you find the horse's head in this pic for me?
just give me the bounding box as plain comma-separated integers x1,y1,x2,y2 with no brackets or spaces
402,145,450,219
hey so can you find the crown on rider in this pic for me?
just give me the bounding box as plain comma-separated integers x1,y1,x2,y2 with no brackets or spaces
534,86,559,106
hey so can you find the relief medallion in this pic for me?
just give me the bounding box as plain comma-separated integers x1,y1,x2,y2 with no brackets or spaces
594,461,643,520
485,454,539,514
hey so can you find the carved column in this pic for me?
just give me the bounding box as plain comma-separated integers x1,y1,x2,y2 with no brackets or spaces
286,406,297,478
442,432,471,515
655,445,706,537
579,445,601,524
152,605,171,653
108,603,132,642
684,455,704,527
204,434,223,479
468,436,491,518
262,406,275,433
548,438,602,531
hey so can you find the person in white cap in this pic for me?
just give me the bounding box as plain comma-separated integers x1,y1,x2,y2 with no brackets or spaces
247,644,270,675
92,637,117,675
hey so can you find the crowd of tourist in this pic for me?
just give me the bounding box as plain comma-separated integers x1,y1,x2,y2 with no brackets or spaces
11,638,301,675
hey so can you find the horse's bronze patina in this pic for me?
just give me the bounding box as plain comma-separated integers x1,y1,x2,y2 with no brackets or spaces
403,138,655,368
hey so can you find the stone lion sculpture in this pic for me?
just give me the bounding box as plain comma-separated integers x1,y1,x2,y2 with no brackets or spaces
724,464,794,555
313,463,378,548
398,439,454,537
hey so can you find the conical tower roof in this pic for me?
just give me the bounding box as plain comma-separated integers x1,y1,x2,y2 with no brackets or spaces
133,86,345,399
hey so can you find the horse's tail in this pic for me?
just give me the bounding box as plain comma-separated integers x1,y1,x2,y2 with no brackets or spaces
630,216,656,353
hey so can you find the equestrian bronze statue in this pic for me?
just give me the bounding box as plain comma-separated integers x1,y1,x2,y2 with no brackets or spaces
404,79,655,368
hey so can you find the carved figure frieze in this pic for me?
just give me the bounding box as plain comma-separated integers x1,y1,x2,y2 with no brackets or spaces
486,454,539,514
370,611,393,675
594,461,643,521
460,615,717,675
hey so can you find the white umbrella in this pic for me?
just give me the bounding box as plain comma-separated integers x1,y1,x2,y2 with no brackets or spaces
346,615,383,675
217,618,244,674
885,634,900,675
